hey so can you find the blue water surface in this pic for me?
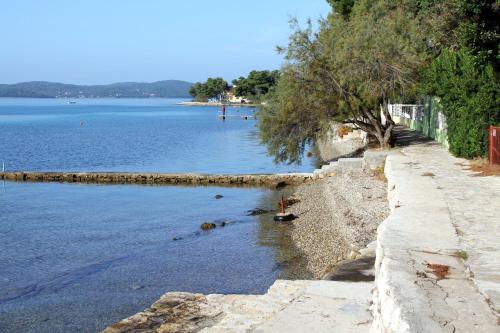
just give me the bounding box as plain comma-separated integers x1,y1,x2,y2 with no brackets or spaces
0,98,314,173
0,99,313,333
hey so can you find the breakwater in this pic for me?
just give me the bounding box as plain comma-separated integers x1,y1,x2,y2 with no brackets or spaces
0,171,315,187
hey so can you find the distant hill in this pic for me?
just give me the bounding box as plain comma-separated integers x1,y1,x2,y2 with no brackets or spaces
0,80,193,98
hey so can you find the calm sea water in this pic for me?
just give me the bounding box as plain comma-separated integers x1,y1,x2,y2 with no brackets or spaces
0,99,313,333
0,98,313,174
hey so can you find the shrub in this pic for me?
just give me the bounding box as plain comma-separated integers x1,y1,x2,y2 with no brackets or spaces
421,49,500,158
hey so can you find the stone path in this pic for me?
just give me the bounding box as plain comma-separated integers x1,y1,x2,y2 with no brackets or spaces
373,142,500,332
407,143,500,315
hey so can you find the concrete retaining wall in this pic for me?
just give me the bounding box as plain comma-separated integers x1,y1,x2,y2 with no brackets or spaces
316,123,368,162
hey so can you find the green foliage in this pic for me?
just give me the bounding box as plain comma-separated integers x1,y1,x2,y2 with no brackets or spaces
189,77,228,102
406,0,500,66
259,67,327,163
416,0,500,158
326,0,355,18
232,70,280,101
261,0,499,162
452,0,500,66
259,0,428,163
421,48,500,158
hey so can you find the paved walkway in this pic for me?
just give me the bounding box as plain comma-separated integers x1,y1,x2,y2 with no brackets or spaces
373,141,500,332
403,143,500,314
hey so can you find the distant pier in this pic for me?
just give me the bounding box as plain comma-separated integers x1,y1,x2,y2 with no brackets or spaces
0,171,315,187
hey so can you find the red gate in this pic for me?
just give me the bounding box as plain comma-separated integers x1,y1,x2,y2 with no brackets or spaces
490,126,500,165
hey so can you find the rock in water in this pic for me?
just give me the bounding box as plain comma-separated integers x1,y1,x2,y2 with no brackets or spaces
275,181,287,189
214,194,224,199
246,208,270,216
200,223,217,231
284,198,301,206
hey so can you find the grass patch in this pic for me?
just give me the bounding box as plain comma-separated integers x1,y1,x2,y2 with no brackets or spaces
372,164,387,182
455,250,468,260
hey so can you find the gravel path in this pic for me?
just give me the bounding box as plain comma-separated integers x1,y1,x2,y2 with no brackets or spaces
289,170,389,278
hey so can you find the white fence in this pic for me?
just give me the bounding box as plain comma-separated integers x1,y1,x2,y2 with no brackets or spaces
385,103,446,131
388,104,424,121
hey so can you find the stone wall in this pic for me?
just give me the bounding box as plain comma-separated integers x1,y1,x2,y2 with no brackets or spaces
0,171,314,188
316,123,368,162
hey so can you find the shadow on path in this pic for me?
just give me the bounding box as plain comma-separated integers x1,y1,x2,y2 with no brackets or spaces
392,126,435,147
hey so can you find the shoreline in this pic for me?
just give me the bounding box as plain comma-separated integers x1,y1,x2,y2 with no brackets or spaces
102,165,389,332
177,101,261,107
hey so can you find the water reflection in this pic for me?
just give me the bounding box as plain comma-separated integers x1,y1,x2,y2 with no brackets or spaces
254,187,313,280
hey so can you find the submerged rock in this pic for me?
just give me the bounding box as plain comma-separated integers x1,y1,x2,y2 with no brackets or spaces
246,208,271,216
131,284,145,291
275,181,287,189
200,223,217,231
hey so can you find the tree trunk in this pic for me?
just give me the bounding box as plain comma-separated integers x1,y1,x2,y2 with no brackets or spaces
380,92,395,148
354,106,395,149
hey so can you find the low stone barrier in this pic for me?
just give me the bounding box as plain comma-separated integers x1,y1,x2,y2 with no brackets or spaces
0,171,315,187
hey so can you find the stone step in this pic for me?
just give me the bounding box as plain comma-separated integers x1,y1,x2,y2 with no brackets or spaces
337,158,364,170
200,280,373,333
362,150,388,170
252,281,373,333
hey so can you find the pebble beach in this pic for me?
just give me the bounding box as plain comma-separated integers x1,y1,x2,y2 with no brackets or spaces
289,169,389,278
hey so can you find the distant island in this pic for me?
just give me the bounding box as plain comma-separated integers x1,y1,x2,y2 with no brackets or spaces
0,80,193,98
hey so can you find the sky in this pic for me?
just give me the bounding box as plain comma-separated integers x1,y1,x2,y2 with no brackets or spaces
0,0,331,85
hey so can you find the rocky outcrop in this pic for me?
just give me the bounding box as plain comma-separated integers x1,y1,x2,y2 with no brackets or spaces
102,292,221,333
